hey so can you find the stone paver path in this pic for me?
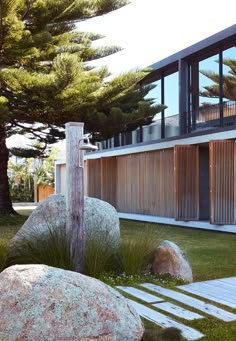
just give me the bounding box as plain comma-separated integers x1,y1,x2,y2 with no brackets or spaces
178,277,236,308
116,277,236,340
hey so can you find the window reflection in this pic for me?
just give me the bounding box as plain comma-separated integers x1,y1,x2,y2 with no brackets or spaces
199,54,220,104
223,46,236,101
198,54,220,124
144,79,162,119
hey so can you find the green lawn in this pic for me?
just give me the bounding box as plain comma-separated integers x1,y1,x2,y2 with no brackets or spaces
0,210,31,269
120,220,236,282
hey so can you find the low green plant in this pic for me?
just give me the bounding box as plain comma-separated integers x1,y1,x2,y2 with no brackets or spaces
99,272,184,287
4,223,74,271
119,226,160,275
142,327,186,341
0,242,8,272
85,230,120,277
2,222,166,279
3,220,121,277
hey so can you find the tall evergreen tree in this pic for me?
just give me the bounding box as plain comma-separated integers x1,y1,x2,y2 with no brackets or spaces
0,0,163,214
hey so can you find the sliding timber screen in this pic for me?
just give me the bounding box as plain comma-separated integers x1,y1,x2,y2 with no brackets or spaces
86,159,101,199
116,149,175,217
174,145,199,220
100,157,117,207
209,140,236,224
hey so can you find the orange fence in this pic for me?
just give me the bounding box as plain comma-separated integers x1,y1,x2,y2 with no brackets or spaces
38,185,54,202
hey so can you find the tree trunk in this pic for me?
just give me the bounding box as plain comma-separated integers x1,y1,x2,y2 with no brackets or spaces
0,127,17,215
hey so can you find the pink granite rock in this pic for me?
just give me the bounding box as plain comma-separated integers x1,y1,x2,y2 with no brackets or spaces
0,264,144,340
150,240,193,282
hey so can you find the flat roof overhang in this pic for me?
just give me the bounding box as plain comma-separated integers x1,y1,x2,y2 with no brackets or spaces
141,24,236,84
83,125,236,159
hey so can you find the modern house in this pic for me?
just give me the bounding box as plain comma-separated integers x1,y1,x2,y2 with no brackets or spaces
55,24,236,232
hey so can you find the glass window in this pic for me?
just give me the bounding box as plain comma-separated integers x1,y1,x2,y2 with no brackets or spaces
164,72,179,117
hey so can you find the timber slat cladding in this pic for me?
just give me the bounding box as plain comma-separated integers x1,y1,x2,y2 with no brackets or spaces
86,159,101,199
174,145,199,221
209,140,235,224
116,149,175,217
116,155,132,213
101,157,117,207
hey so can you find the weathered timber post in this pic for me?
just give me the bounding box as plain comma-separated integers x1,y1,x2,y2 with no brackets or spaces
65,122,85,273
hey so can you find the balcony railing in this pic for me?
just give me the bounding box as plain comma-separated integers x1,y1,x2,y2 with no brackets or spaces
194,100,236,130
97,100,236,150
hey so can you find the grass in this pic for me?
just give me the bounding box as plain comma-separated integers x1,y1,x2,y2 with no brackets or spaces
0,213,28,270
120,219,236,282
120,226,159,275
4,222,74,271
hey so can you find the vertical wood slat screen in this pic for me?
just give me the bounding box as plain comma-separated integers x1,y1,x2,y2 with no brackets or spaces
86,159,101,199
116,149,175,217
116,154,132,213
174,145,199,220
100,157,117,207
209,140,235,224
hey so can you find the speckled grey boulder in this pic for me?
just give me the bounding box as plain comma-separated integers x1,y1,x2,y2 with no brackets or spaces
13,194,120,250
0,264,144,340
150,240,193,283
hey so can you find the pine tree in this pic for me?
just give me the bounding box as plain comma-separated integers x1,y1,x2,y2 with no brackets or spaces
0,0,163,214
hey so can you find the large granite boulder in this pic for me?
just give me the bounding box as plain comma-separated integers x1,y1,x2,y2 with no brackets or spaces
0,264,144,340
13,194,120,250
149,240,193,283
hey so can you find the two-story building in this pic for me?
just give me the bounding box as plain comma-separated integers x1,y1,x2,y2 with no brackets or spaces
56,24,236,232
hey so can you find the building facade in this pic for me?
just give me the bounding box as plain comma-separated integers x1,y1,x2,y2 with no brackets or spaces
56,24,236,229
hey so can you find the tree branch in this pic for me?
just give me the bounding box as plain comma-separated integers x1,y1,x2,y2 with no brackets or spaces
21,0,32,21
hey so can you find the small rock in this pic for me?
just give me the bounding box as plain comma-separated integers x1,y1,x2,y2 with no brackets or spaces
150,240,193,282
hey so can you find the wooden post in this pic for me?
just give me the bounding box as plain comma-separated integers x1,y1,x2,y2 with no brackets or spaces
65,122,85,273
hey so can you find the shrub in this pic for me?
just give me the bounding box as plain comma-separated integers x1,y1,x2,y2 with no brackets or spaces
3,223,161,279
3,221,120,276
4,223,74,271
142,327,186,341
119,226,160,275
85,229,120,277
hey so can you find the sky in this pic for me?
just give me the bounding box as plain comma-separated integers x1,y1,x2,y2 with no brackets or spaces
78,0,236,75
